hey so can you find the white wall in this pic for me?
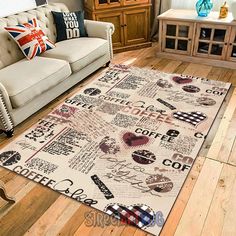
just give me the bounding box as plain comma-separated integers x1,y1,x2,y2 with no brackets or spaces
0,0,46,17
48,0,83,11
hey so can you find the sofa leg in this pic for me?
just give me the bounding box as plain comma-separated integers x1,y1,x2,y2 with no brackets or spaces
106,61,111,67
0,181,15,204
4,129,14,138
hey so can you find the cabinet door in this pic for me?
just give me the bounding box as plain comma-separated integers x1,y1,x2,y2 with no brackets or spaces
162,21,194,55
194,23,231,60
96,12,124,48
95,0,121,9
123,8,149,46
123,0,149,6
226,27,236,62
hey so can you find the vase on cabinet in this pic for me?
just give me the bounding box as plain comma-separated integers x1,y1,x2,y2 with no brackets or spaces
196,0,213,17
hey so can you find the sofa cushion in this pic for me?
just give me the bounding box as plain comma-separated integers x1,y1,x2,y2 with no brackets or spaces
52,11,87,42
4,18,55,60
0,57,71,108
41,37,109,72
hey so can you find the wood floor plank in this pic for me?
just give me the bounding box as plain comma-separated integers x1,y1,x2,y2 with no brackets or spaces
216,108,236,164
199,87,234,157
228,139,236,166
56,204,92,236
229,70,236,86
160,156,205,236
100,224,126,236
181,63,200,76
0,171,16,184
207,67,224,81
44,200,81,236
0,175,28,208
120,226,137,236
173,62,190,74
24,195,74,236
129,45,158,66
73,218,96,236
161,60,182,74
207,88,236,163
218,68,234,83
152,58,173,71
0,182,36,218
183,63,212,78
0,168,11,179
0,185,59,236
174,159,223,236
134,229,150,236
220,172,236,236
201,164,236,236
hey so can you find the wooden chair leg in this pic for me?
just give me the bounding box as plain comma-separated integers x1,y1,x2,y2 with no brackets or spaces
0,181,15,204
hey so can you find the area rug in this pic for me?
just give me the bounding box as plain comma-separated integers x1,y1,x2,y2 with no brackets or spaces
0,65,231,235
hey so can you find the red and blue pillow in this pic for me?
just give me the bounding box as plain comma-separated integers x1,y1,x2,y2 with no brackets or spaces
5,18,55,60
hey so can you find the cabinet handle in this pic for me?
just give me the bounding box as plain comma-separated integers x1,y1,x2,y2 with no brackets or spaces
230,43,233,46
225,43,228,46
188,39,192,42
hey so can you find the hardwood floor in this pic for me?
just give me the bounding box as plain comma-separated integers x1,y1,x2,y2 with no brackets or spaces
0,44,236,236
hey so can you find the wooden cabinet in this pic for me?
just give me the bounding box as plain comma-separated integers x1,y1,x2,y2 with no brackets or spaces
158,9,236,69
85,0,152,52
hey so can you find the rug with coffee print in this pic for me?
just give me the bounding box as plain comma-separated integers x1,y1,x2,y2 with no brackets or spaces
0,65,231,235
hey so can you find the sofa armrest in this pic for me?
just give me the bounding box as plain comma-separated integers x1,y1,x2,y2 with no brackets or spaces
84,20,115,39
84,20,115,59
0,83,14,131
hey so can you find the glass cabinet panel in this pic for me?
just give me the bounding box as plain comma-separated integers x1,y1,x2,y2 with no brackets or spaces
99,0,108,3
178,25,189,37
166,25,176,36
96,0,121,9
166,38,175,49
231,46,236,58
211,44,223,55
177,40,188,51
195,24,230,59
200,28,212,40
198,42,209,54
163,21,194,55
213,29,226,42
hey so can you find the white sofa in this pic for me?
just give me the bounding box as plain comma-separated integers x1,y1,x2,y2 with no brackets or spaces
0,3,114,137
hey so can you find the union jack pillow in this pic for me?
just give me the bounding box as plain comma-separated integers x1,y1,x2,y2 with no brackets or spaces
5,18,55,60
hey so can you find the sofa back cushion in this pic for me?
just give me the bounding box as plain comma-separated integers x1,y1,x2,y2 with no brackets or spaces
0,3,69,69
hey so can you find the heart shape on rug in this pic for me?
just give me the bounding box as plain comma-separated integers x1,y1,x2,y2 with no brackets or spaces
172,76,192,84
123,132,149,147
172,111,207,127
105,203,155,228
